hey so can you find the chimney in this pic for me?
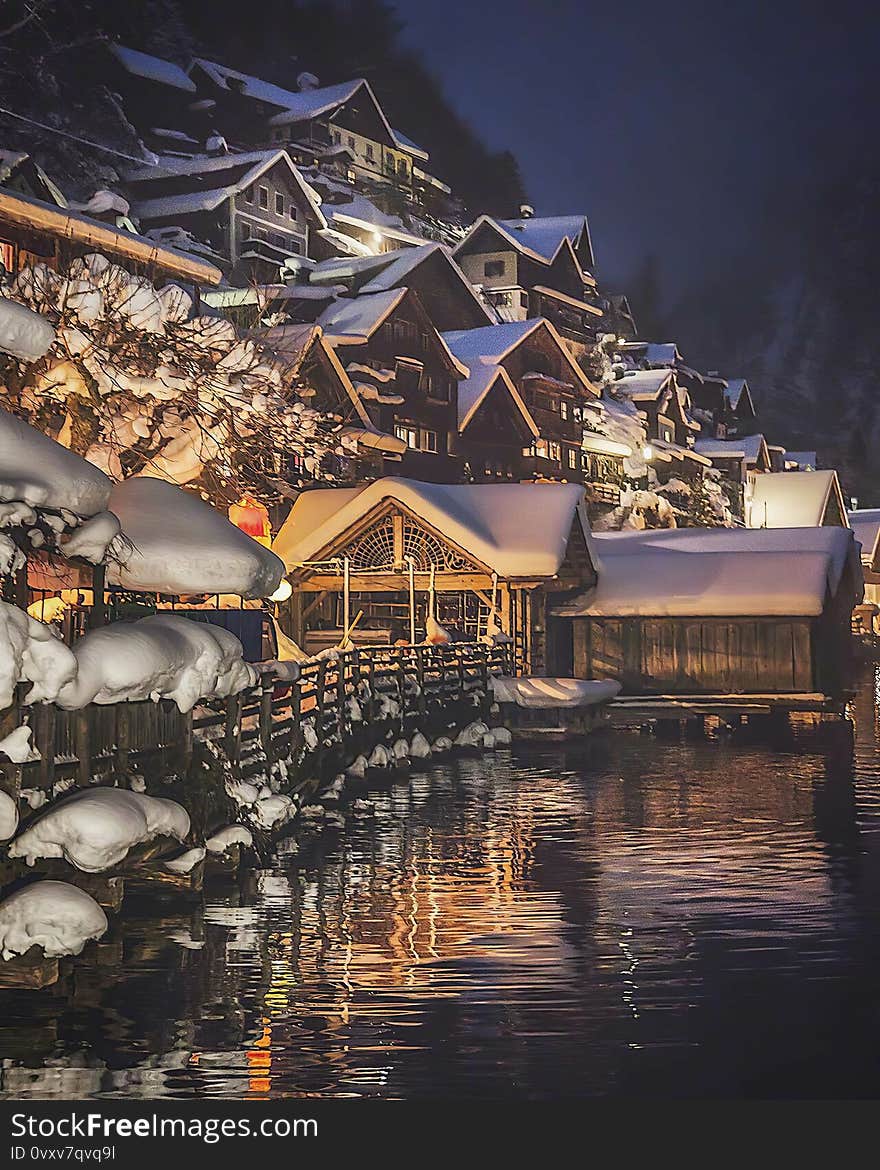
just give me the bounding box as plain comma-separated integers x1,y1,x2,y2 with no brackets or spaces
519,203,535,219
297,71,320,91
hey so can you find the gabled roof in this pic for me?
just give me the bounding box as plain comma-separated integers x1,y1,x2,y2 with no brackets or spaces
612,368,675,402
454,213,595,273
697,433,770,467
848,509,880,568
273,478,593,579
456,363,539,437
619,340,681,367
189,58,396,144
747,470,849,529
127,149,327,229
443,317,597,396
108,43,196,93
316,287,407,343
553,526,861,618
724,377,755,415
317,288,469,376
309,243,493,324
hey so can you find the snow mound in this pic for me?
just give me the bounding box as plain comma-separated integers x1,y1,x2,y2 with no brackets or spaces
0,789,18,840
0,407,111,518
0,881,108,960
205,825,252,854
410,731,431,759
0,725,38,763
61,511,121,564
0,298,55,362
55,614,257,713
108,478,284,598
8,787,189,872
0,601,78,708
163,845,205,874
491,677,622,708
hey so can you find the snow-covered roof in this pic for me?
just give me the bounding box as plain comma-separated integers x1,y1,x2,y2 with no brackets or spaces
612,369,674,401
0,407,111,518
109,43,197,93
443,318,596,396
0,188,222,285
747,470,848,530
848,509,880,568
693,437,747,460
620,341,681,367
784,450,817,470
553,526,861,619
324,193,424,245
274,478,592,579
127,149,326,229
310,243,493,323
316,288,407,344
496,215,593,267
724,377,754,413
455,363,538,436
108,478,284,598
391,128,429,160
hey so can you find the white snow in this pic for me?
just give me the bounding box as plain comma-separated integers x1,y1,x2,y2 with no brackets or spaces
55,614,257,713
8,788,189,872
205,825,253,854
491,676,621,708
0,881,108,960
554,526,862,618
0,407,111,518
108,478,284,598
317,289,407,343
410,731,431,758
163,845,206,874
0,789,18,840
274,477,592,578
0,724,38,763
0,601,78,708
0,298,55,361
61,511,121,564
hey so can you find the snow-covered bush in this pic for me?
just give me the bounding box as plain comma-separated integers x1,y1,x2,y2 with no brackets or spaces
0,880,107,960
1,254,344,506
55,614,257,713
0,600,78,708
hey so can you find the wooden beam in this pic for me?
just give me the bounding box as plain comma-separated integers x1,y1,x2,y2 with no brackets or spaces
299,572,497,592
301,590,329,621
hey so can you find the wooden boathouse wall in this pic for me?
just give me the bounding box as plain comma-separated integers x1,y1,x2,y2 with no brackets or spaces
562,602,855,698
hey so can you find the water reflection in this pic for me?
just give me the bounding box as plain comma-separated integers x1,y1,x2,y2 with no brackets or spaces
3,671,880,1098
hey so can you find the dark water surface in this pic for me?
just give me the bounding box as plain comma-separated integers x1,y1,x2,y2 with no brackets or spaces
4,670,880,1099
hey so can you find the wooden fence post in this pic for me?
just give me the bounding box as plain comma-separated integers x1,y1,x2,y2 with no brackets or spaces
36,703,56,790
225,693,243,767
259,676,274,768
115,704,131,775
75,708,91,786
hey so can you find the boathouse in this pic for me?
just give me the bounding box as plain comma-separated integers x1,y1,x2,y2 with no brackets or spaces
272,477,596,669
551,526,862,699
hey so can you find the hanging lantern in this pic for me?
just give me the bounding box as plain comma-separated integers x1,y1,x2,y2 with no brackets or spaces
229,495,271,547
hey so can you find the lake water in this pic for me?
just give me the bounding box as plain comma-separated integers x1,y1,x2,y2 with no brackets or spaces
3,670,880,1099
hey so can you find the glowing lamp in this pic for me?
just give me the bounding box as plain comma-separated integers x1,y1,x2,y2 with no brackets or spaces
269,578,293,603
642,445,654,462
228,495,271,547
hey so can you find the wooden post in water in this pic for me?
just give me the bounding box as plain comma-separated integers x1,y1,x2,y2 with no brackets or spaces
259,675,274,768
224,693,243,768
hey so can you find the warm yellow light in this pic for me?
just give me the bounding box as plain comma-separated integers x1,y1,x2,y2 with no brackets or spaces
371,231,382,246
642,445,654,461
269,578,293,603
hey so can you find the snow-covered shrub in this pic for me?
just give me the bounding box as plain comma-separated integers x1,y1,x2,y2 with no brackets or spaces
0,880,107,960
0,600,78,708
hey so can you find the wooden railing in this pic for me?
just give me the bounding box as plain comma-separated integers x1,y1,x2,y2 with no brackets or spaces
0,642,513,793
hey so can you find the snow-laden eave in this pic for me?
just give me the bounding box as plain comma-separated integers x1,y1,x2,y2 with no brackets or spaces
458,364,539,438
0,189,222,285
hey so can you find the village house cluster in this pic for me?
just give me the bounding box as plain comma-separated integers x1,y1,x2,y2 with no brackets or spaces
0,40,873,672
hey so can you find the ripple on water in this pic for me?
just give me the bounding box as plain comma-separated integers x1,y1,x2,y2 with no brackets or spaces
3,670,880,1098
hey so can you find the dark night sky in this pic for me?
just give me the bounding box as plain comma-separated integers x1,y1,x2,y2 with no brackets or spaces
394,0,878,303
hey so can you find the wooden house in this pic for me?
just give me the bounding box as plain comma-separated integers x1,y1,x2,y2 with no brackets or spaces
453,213,603,357
0,185,221,288
102,43,208,155
443,318,601,484
848,508,880,610
125,149,329,280
551,526,862,700
317,287,468,482
309,243,494,332
272,478,597,670
746,470,849,530
609,369,710,488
